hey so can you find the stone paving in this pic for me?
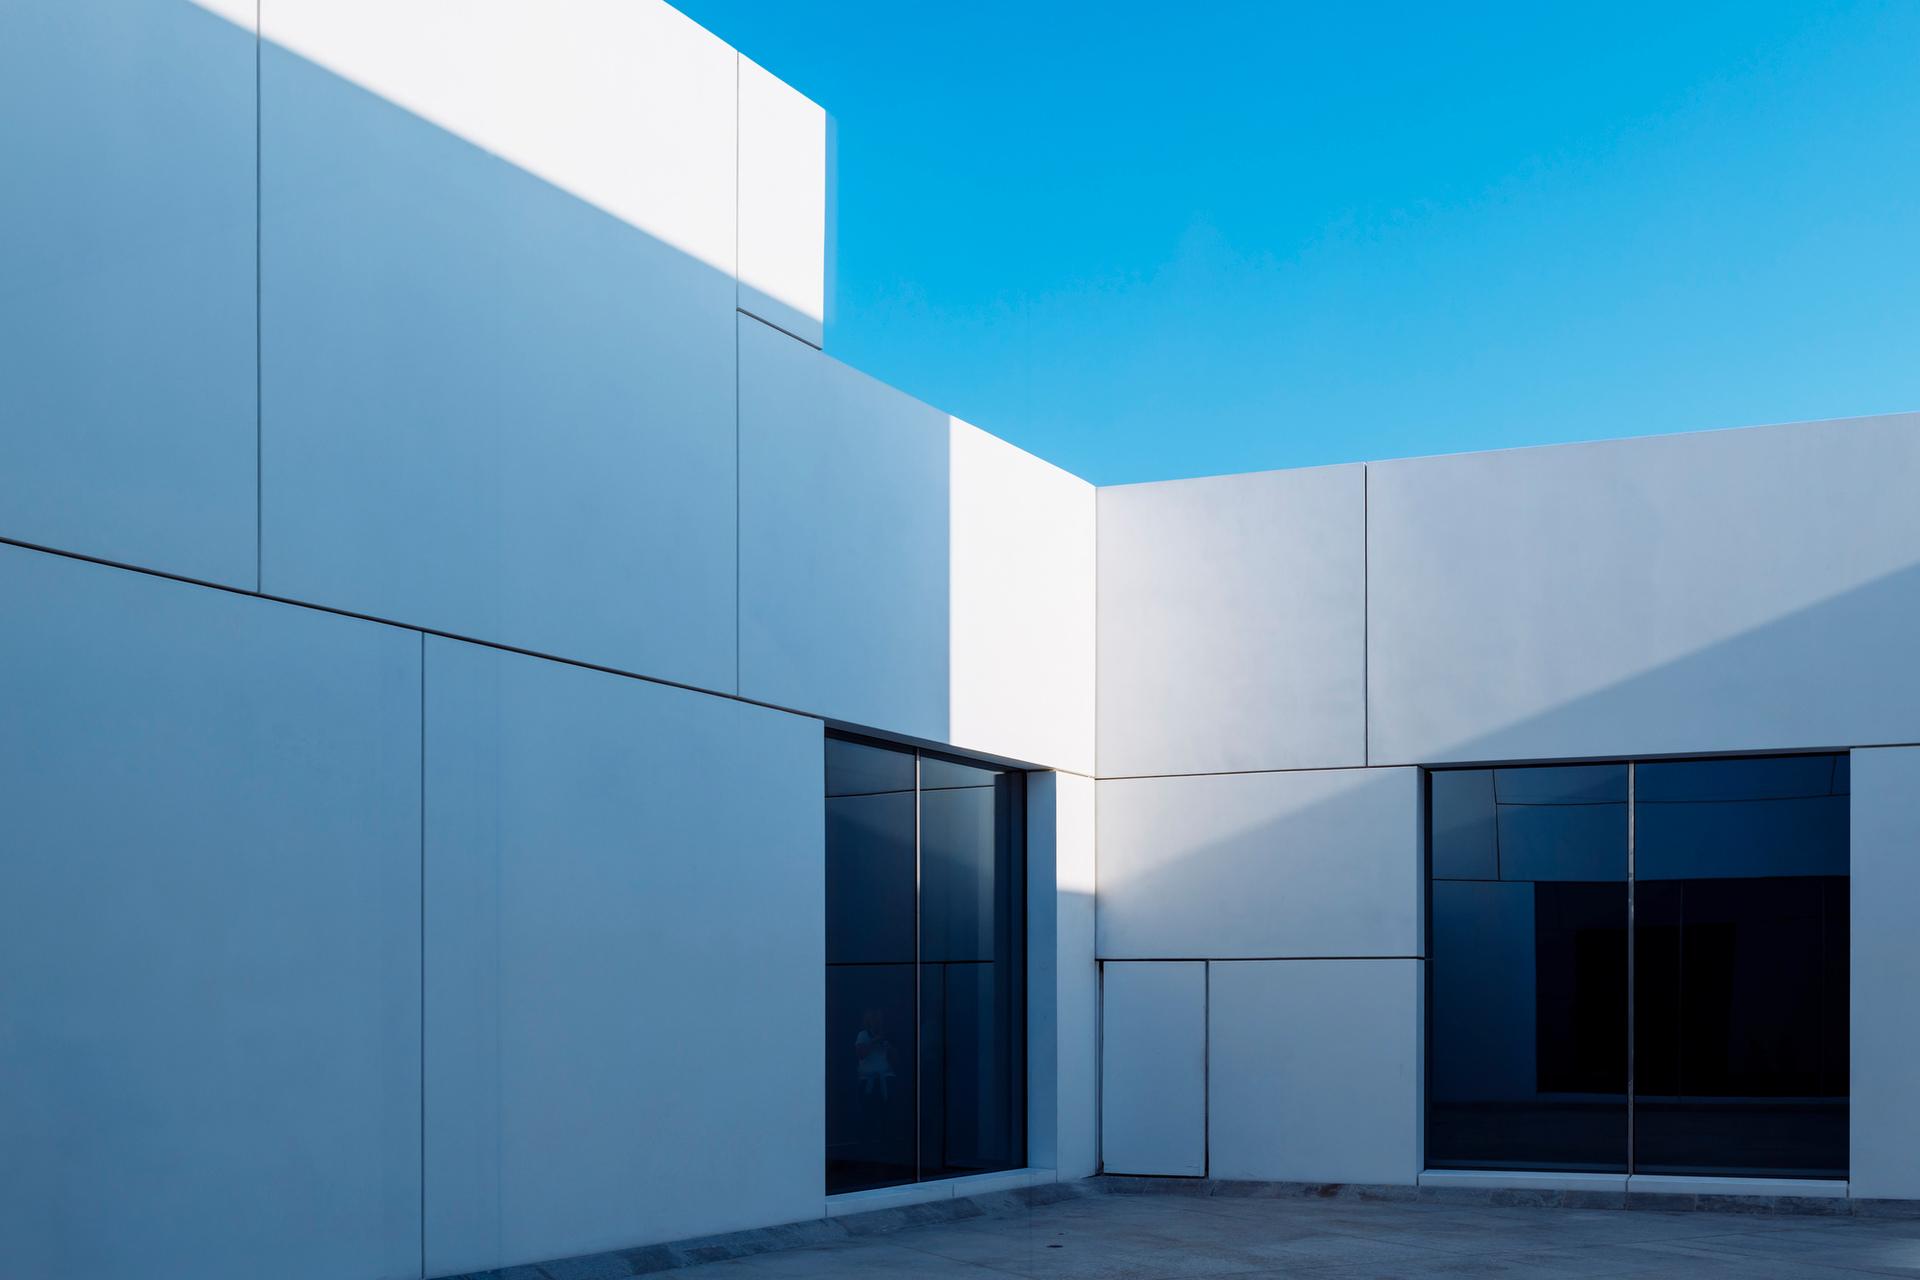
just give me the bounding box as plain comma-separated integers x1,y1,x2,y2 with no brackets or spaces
666,1184,1920,1279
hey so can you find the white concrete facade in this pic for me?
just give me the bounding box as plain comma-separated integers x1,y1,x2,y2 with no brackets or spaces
3,2,1919,1277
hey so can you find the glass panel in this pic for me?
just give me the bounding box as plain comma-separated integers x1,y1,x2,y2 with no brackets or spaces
1430,769,1496,880
918,769,1023,1181
1428,764,1628,1172
919,754,1002,790
827,735,915,797
1633,754,1848,1177
825,790,914,965
825,736,916,1194
823,734,1024,1193
1494,764,1628,805
825,964,916,1193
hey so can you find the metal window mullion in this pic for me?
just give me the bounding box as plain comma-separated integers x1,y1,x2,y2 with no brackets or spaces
913,751,922,1185
1626,760,1636,1176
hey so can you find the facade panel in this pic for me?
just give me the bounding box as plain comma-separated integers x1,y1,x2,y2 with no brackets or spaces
1100,961,1207,1176
950,422,1097,774
739,56,827,346
423,637,823,1274
1028,772,1099,1180
1097,465,1366,778
1850,746,1920,1201
0,0,256,587
1208,959,1422,1184
1096,768,1420,960
0,546,421,1280
259,0,739,690
1369,414,1920,765
739,314,952,740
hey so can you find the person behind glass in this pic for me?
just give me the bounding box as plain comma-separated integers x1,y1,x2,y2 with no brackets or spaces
854,1007,895,1100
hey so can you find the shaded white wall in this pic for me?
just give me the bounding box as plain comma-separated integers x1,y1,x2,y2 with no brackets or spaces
1028,772,1099,1180
1208,960,1422,1184
258,0,740,690
1368,413,1920,765
0,546,421,1280
423,639,822,1274
1100,961,1207,1176
741,316,1097,772
739,314,952,738
0,0,256,587
256,0,738,274
1851,746,1920,1201
1097,465,1366,778
1097,768,1420,960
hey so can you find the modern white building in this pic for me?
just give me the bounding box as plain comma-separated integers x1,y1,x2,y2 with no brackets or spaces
3,3,1918,1278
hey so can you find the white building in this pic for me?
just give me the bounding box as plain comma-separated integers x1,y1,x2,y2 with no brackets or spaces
2,3,1917,1277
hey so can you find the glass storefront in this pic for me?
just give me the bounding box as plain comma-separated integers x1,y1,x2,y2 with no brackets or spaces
825,734,1026,1193
1427,754,1848,1178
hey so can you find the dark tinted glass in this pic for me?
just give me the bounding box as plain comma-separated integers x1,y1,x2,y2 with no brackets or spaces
1430,770,1496,880
919,767,1024,1180
1633,755,1848,1177
827,736,915,797
825,964,915,1192
1428,764,1628,1172
1429,753,1848,1179
824,736,1024,1193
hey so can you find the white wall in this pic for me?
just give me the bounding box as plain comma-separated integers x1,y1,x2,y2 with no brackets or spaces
423,638,823,1275
1100,961,1208,1176
1097,768,1420,960
0,0,256,587
739,314,952,739
256,0,737,274
1208,960,1422,1184
741,318,1097,772
0,545,421,1280
1028,772,1099,1180
951,423,1097,775
739,56,826,347
1369,413,1920,766
1851,746,1920,1201
258,0,740,691
1097,465,1366,778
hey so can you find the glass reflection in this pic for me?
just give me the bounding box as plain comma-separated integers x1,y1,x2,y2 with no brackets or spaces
1428,754,1848,1179
1633,755,1848,1177
1429,764,1628,1171
824,735,1025,1194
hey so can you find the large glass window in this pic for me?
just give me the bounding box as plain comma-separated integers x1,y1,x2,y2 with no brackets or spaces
825,734,1025,1194
1427,754,1848,1179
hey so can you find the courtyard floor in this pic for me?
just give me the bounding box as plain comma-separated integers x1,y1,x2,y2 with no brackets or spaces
670,1187,1920,1279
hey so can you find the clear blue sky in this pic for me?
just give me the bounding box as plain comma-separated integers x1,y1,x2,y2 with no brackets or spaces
679,0,1920,484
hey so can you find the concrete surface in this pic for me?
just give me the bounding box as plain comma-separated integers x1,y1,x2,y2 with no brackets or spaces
659,1182,1920,1280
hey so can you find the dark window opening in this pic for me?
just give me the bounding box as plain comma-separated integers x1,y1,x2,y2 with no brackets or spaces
824,733,1026,1194
1426,754,1848,1179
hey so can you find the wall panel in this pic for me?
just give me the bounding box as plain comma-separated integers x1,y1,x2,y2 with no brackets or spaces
1100,961,1207,1176
1851,746,1920,1201
1369,414,1920,765
1097,768,1420,960
0,546,421,1280
739,314,951,740
1208,959,1421,1184
951,423,1096,774
0,0,256,587
1097,465,1366,778
739,56,826,347
259,0,739,690
423,637,822,1274
1029,772,1098,1179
